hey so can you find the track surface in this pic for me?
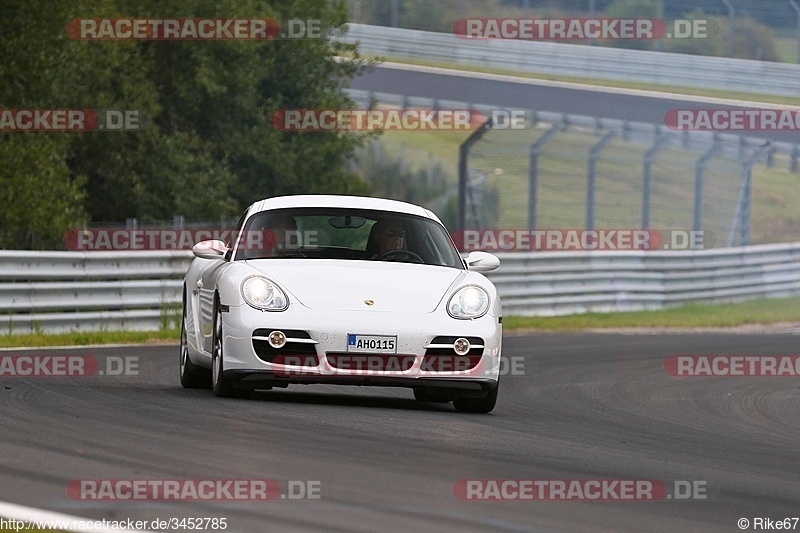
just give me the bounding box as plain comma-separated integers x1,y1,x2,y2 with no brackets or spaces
350,66,800,144
1,334,799,532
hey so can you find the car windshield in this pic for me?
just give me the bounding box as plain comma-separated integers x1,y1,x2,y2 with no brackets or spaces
233,207,463,269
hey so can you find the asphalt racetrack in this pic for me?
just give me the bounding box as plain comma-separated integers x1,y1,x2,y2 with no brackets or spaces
350,64,800,144
1,333,798,532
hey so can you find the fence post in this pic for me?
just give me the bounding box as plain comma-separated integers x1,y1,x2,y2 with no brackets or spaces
656,0,665,51
587,131,616,230
642,132,669,229
694,136,719,233
390,0,399,27
722,0,735,58
729,143,775,246
467,173,487,229
458,117,493,231
528,123,565,230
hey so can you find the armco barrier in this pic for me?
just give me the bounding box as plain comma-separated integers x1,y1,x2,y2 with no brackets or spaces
343,23,800,98
0,251,193,334
490,243,800,316
1,244,799,333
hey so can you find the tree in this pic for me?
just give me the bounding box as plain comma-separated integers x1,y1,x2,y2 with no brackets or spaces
0,136,86,249
0,0,374,248
0,0,97,248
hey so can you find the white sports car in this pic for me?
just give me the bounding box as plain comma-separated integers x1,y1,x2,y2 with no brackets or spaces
180,195,502,413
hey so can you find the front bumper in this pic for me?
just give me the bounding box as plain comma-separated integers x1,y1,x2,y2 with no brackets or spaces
221,303,502,391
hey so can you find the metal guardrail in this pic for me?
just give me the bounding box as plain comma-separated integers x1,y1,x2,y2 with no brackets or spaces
344,23,800,97
491,243,800,316
0,251,192,334
1,245,799,333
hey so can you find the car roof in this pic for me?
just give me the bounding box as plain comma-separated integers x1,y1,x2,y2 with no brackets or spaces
248,195,436,219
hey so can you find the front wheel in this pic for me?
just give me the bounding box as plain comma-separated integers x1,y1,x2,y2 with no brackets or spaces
453,380,499,413
180,298,210,389
211,299,251,399
211,299,234,397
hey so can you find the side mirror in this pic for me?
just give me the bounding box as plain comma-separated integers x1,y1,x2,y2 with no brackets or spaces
193,240,229,260
465,251,500,272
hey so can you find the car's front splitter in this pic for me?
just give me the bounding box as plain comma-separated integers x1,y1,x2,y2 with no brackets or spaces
219,303,503,386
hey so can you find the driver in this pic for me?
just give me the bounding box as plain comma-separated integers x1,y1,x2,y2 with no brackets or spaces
267,214,300,257
245,213,298,258
373,219,406,255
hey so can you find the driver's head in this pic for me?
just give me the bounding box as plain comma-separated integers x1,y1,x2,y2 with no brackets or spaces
373,219,405,254
272,215,298,252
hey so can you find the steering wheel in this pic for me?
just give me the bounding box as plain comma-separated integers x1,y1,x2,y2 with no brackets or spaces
376,249,424,263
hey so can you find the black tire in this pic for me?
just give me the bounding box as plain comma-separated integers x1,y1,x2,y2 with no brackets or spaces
180,291,210,389
413,387,453,403
211,297,251,399
453,380,499,414
211,297,233,397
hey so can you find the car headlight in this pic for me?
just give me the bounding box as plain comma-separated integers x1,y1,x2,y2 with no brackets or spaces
242,276,288,311
447,285,489,319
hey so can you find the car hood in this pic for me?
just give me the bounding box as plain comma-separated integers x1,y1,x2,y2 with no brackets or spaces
244,259,464,313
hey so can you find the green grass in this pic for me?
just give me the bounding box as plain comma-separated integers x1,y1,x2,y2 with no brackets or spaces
372,55,800,107
504,296,800,331
0,329,179,348
0,297,797,348
774,37,799,65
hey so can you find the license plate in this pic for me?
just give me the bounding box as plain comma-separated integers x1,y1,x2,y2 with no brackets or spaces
347,334,397,354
